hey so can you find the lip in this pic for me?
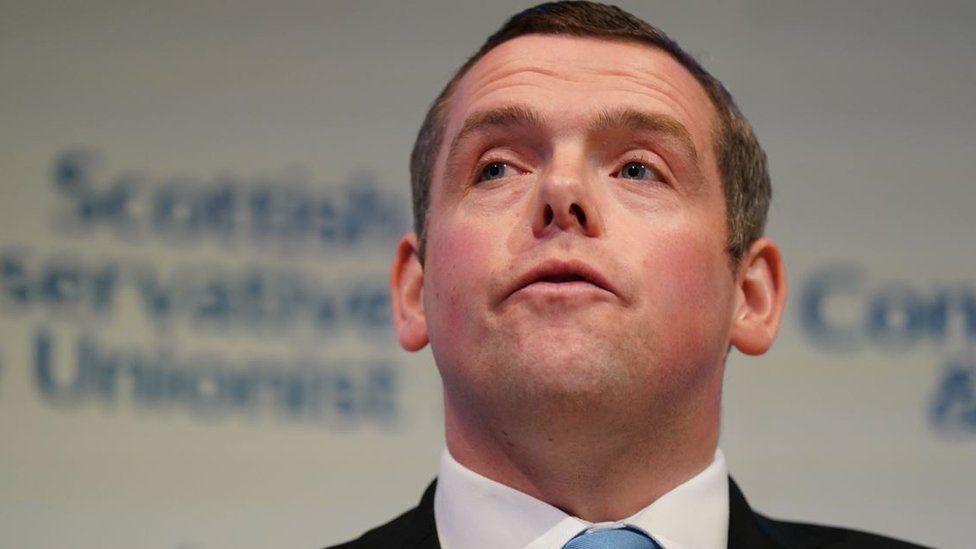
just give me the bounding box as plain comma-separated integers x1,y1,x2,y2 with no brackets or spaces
506,259,617,301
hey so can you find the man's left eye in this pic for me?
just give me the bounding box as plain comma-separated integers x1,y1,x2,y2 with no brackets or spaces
617,161,655,181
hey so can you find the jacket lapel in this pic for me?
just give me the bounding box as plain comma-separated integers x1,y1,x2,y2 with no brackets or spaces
417,477,835,549
408,481,441,549
727,478,781,549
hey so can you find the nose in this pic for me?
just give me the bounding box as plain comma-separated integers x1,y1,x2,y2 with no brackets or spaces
532,164,603,238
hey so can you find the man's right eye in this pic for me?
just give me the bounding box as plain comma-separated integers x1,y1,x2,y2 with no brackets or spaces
479,162,515,182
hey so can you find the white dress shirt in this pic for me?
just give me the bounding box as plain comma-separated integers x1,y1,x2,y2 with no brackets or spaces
434,449,729,549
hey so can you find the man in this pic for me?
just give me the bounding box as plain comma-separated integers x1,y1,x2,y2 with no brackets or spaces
334,2,925,548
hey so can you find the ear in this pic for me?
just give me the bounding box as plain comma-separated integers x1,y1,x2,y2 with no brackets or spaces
730,237,788,356
390,232,429,351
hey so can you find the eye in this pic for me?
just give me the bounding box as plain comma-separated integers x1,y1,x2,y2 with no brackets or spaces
616,161,657,181
479,162,516,182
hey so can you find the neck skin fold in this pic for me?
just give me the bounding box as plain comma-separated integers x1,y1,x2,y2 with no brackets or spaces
441,365,723,522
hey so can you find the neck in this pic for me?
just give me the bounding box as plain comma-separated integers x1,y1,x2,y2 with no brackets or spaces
443,380,721,521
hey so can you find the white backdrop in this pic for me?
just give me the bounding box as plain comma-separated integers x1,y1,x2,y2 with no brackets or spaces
1,1,973,548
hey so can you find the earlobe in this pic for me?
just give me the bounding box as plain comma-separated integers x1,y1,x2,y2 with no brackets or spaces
730,238,788,356
391,232,430,351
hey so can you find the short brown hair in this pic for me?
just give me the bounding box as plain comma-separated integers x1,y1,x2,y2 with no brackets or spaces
409,1,770,263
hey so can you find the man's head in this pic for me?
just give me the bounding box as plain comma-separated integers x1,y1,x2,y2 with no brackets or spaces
390,1,786,510
410,1,771,264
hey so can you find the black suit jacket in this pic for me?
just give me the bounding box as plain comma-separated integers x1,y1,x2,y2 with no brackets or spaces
330,478,929,548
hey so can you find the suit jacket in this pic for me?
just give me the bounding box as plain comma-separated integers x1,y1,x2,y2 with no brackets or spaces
329,478,929,548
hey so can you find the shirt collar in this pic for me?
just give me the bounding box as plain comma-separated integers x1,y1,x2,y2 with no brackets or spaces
434,449,729,549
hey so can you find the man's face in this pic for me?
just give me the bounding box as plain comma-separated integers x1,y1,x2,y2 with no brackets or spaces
402,35,746,437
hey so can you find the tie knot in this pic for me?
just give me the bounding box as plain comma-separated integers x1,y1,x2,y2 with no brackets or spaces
562,524,661,549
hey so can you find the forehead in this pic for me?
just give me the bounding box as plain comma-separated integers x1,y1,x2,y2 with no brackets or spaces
437,34,720,173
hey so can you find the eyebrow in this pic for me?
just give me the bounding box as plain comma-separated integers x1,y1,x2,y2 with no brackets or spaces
445,104,702,180
592,107,700,167
447,104,544,164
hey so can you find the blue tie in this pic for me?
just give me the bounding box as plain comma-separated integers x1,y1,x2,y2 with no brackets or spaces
562,525,662,549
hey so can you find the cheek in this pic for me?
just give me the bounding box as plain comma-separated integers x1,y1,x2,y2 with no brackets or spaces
640,228,735,345
630,232,733,398
422,217,495,345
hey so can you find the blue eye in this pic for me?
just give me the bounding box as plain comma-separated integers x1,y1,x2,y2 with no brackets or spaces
618,161,653,180
480,162,514,181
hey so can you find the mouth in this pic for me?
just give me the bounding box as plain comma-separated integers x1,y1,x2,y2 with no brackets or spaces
507,259,617,300
537,274,590,283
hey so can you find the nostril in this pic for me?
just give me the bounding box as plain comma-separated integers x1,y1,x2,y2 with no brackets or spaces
570,203,586,225
544,204,554,225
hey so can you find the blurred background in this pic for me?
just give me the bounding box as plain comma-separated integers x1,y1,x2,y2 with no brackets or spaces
1,1,973,547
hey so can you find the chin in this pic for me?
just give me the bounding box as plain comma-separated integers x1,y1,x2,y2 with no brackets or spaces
500,333,643,400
